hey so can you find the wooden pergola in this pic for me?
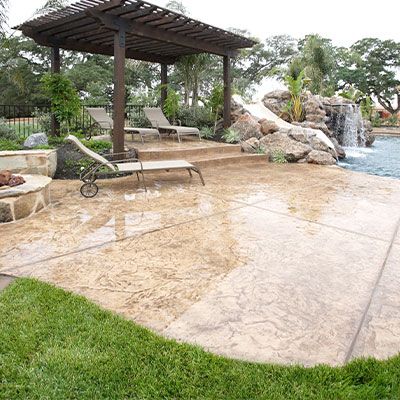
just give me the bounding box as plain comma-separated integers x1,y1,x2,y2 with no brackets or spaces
17,0,255,154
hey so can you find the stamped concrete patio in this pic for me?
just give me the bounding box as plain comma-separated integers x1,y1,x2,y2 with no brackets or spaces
1,162,399,367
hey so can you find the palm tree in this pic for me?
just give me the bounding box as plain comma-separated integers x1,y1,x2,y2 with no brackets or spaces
35,0,69,16
0,0,8,37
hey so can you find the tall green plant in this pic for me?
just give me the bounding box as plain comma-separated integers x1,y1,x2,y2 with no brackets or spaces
284,69,306,122
163,87,181,124
207,83,224,133
41,73,81,134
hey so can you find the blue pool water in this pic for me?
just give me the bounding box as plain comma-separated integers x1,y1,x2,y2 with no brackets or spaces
339,136,400,179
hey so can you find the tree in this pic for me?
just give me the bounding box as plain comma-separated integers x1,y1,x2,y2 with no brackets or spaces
293,34,336,96
0,36,51,105
337,38,400,115
165,0,187,14
241,35,297,84
35,0,69,16
0,0,7,37
66,54,113,103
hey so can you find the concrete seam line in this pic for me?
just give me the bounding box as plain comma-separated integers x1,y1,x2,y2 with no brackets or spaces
344,216,400,363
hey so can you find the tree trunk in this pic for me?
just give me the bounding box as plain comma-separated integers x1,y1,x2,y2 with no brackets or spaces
192,75,199,107
377,93,400,115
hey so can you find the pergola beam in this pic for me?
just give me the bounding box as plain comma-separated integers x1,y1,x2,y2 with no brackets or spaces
88,9,237,57
25,29,176,64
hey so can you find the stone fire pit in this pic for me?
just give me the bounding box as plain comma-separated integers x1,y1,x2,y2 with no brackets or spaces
0,175,52,223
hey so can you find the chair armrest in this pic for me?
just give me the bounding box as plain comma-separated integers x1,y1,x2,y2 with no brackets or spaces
176,119,182,126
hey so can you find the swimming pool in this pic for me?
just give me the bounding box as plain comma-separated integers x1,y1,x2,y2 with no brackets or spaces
339,136,400,179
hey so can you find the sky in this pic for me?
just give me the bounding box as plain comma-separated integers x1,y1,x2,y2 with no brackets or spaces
7,0,400,98
9,0,400,46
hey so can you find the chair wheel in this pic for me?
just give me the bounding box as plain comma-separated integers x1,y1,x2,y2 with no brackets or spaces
80,183,99,198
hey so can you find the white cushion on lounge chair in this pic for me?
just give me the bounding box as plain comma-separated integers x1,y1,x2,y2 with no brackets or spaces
124,127,159,135
144,108,199,134
116,160,194,173
158,126,199,134
66,135,117,171
87,107,158,137
86,108,114,130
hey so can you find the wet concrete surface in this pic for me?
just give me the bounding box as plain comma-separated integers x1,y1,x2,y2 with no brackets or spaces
1,163,400,366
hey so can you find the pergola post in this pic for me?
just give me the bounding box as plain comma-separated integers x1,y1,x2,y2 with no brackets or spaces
50,47,61,137
113,28,126,155
160,63,168,110
223,55,232,129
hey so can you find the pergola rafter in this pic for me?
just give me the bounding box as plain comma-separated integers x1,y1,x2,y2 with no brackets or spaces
16,0,255,154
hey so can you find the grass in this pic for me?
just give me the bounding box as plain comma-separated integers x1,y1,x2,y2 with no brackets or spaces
1,279,400,399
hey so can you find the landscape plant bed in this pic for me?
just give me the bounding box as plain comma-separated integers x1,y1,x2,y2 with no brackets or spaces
1,279,399,400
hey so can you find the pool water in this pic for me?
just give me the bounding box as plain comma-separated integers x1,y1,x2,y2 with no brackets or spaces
339,136,400,179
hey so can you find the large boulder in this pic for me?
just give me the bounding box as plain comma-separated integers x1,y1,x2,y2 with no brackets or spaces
259,119,279,135
260,132,312,162
363,120,375,147
231,114,262,141
231,98,247,124
241,137,261,154
309,136,331,153
306,150,337,165
262,90,291,122
288,128,310,144
330,137,346,159
23,133,48,149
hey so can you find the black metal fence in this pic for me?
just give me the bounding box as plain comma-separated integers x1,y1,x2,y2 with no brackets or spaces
0,104,145,138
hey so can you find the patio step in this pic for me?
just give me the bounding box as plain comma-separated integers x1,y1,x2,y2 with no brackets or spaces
137,143,241,161
191,153,268,168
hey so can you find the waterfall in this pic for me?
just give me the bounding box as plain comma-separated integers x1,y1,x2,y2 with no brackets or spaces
340,105,366,147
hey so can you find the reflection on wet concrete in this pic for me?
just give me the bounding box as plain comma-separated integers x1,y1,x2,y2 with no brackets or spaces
1,163,400,366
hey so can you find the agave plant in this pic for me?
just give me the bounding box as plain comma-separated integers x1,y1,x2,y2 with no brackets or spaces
222,128,240,144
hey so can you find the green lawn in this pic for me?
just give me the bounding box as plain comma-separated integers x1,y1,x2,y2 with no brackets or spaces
1,279,400,400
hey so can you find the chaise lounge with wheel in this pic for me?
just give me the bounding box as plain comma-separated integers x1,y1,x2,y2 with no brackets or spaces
143,107,201,143
66,135,205,198
86,107,161,143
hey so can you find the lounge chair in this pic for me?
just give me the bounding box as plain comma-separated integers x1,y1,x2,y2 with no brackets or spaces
66,135,205,198
143,107,201,143
86,107,161,143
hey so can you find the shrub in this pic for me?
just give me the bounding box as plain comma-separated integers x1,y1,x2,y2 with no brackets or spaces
129,113,151,128
41,73,81,133
81,139,112,153
0,118,18,141
163,88,180,123
176,106,214,130
222,128,240,144
371,113,383,127
271,150,288,164
200,127,215,140
0,139,23,151
32,145,54,150
386,115,399,127
32,109,51,135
